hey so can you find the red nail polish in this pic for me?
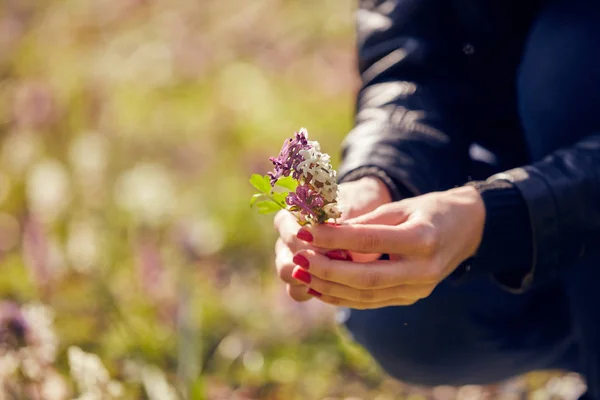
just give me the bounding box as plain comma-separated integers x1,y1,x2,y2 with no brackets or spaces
307,288,322,297
293,254,310,269
296,229,314,243
292,267,311,284
326,250,353,261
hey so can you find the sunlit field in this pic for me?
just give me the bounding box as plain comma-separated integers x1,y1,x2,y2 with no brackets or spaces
0,1,585,399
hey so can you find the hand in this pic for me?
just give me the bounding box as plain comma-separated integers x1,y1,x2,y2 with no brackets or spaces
289,186,486,309
274,176,392,302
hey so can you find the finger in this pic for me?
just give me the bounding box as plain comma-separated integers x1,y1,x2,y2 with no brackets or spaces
301,271,434,303
287,284,312,302
275,239,306,285
295,250,439,288
311,292,417,310
274,210,301,246
345,202,409,226
274,211,315,253
298,219,436,256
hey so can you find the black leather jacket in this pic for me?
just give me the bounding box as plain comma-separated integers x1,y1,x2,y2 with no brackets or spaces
338,0,600,291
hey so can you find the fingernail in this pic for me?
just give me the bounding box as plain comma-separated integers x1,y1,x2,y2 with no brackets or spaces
292,254,310,269
292,266,311,284
296,229,313,243
307,288,322,297
325,250,353,261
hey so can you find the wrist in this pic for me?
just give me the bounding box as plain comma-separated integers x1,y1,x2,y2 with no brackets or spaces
449,186,486,259
358,176,393,204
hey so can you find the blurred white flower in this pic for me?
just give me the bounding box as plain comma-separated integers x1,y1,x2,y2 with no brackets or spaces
69,132,109,182
0,353,19,377
217,334,243,360
21,303,58,367
26,160,71,223
0,302,59,382
67,219,100,273
114,163,175,226
141,364,179,400
68,346,123,399
242,350,264,373
40,370,70,400
175,217,224,258
1,131,42,175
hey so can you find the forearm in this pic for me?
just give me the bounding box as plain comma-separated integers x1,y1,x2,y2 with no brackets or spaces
464,135,600,291
339,0,479,199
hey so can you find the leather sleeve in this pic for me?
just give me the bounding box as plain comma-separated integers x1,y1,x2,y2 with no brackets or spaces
338,0,479,200
468,0,600,291
488,136,600,288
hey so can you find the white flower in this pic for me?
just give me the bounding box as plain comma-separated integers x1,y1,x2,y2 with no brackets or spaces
296,146,338,202
26,159,71,223
67,219,100,273
323,203,342,219
141,365,179,400
114,163,175,226
68,347,110,393
68,346,123,398
69,132,109,181
21,303,58,372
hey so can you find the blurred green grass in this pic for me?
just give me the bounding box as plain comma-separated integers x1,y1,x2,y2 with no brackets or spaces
0,1,585,399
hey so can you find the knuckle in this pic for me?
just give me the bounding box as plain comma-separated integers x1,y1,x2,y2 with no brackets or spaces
360,269,382,289
318,264,332,281
414,222,439,255
316,233,335,250
359,289,376,302
358,232,380,252
309,279,328,293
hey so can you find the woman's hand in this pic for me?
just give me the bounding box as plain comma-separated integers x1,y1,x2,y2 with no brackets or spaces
289,186,486,309
274,176,392,302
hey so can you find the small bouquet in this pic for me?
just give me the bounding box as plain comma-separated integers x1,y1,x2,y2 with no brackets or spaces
250,128,342,225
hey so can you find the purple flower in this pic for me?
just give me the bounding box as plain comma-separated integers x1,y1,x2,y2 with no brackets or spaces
22,216,50,289
268,129,311,185
286,184,324,217
0,302,29,350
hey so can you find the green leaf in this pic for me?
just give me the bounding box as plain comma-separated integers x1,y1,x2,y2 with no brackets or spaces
276,176,298,191
250,193,265,207
271,192,288,207
249,174,272,194
256,200,282,214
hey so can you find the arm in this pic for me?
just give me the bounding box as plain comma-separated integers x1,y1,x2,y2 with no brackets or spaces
338,0,479,199
461,0,600,290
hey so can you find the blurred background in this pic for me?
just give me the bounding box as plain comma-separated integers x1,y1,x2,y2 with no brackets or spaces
0,0,586,399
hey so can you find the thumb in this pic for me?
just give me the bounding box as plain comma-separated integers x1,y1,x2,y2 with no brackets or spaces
344,202,409,226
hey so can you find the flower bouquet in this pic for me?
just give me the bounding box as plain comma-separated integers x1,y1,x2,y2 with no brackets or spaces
250,128,341,225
